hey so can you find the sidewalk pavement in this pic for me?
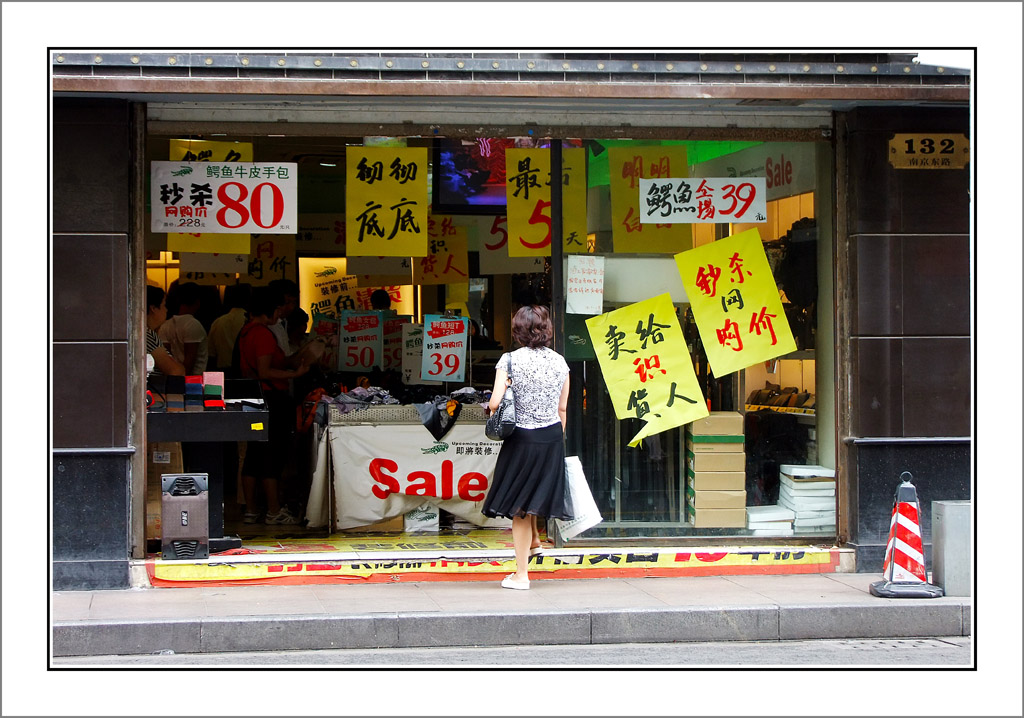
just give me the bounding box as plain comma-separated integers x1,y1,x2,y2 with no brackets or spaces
51,572,971,658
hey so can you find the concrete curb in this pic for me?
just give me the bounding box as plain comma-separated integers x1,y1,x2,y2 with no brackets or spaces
52,601,971,657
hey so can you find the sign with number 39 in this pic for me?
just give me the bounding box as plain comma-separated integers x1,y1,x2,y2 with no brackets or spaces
422,315,469,383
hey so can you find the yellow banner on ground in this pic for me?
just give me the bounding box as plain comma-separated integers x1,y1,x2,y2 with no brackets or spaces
675,228,796,377
609,146,693,253
586,293,708,447
415,218,469,285
346,147,428,257
504,148,588,257
169,139,253,162
167,233,251,255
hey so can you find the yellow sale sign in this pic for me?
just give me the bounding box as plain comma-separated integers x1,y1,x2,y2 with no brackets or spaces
586,293,708,447
414,219,469,286
674,228,796,377
609,146,693,254
504,148,588,257
167,232,251,255
169,139,253,163
346,147,428,257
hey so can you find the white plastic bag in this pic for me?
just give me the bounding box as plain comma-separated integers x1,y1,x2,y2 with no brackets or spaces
554,456,603,540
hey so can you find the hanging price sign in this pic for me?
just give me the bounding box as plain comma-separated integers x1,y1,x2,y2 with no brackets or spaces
638,177,767,224
421,315,469,382
338,311,384,371
150,162,297,233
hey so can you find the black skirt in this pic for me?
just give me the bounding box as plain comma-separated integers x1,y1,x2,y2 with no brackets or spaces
482,423,571,520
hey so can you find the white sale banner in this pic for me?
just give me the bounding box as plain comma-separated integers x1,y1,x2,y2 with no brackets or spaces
330,423,510,529
150,161,297,233
638,177,767,224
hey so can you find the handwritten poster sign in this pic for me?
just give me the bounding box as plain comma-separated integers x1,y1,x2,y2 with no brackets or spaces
504,148,588,258
566,254,605,316
169,139,253,163
246,235,295,286
167,232,251,255
585,293,707,447
414,219,469,285
150,162,297,234
471,216,547,274
339,310,384,371
345,147,428,257
638,177,767,224
674,228,796,377
422,315,469,383
402,323,442,386
178,251,247,275
609,147,692,253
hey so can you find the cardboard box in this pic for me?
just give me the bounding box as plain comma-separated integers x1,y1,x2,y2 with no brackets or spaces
686,468,745,491
339,514,405,533
685,436,745,453
687,411,744,435
687,506,747,528
146,441,183,540
686,483,746,509
686,449,746,473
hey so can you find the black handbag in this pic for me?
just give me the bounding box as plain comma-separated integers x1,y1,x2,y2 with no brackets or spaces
485,365,516,441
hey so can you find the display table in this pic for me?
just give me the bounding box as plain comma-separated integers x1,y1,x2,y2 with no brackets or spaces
311,404,510,530
147,379,269,552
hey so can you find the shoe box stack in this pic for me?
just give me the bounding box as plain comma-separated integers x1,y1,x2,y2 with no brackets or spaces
778,464,836,535
745,504,796,535
202,371,225,410
685,412,747,528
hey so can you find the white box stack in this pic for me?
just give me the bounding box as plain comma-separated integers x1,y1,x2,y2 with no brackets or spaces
746,504,796,536
778,464,836,535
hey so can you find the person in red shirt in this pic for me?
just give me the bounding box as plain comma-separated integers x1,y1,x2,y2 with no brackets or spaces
238,286,312,525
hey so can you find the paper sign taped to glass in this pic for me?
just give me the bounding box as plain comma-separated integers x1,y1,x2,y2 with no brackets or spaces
585,293,708,447
674,228,796,378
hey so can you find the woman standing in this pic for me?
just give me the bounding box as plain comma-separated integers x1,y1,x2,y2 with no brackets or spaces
145,285,185,376
237,286,311,525
483,305,571,590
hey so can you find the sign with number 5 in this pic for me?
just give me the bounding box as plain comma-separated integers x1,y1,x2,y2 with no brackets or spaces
422,315,469,383
151,161,297,233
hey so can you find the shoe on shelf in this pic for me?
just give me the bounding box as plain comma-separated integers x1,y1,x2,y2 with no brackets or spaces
265,507,300,525
243,512,261,524
501,574,530,590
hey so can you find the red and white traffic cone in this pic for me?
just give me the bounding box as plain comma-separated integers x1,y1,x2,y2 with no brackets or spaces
870,472,944,598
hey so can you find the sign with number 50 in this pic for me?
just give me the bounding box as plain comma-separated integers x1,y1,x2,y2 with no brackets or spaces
422,315,469,383
151,161,297,233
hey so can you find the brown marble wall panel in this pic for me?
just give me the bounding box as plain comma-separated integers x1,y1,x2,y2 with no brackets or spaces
52,99,131,234
53,234,128,343
851,235,902,336
845,107,969,236
901,235,970,336
902,338,971,437
52,342,128,448
850,337,904,437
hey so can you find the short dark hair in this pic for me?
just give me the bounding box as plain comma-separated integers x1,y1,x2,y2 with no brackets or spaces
146,285,166,312
511,305,553,348
248,285,285,319
223,283,251,310
370,288,392,309
268,278,298,298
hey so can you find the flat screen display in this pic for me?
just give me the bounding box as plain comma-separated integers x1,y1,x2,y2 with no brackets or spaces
432,137,514,215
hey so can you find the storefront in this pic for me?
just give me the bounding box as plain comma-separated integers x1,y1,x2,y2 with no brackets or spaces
51,51,972,590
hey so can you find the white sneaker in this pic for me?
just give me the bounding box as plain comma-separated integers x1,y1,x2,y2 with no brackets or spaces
265,507,300,525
